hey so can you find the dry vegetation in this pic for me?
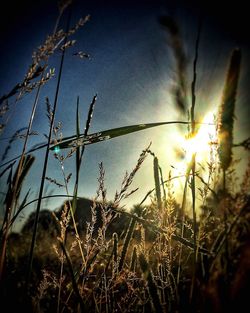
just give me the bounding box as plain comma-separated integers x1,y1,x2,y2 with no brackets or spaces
0,1,250,312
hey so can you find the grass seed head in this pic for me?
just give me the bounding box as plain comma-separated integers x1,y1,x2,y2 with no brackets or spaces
218,48,241,171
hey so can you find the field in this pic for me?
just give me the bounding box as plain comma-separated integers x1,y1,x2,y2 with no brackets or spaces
0,1,250,312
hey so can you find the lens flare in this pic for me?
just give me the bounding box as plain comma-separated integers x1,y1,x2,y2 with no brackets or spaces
53,146,61,154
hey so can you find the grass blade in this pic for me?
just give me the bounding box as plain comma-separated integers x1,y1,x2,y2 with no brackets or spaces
51,120,191,150
0,120,191,168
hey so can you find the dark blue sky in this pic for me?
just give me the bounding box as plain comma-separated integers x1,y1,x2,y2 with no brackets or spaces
1,0,249,230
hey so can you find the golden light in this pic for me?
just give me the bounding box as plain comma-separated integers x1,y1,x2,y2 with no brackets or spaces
173,111,218,174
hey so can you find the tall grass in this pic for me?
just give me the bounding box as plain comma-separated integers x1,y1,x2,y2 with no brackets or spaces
218,48,241,176
189,18,202,303
0,3,249,313
26,5,73,289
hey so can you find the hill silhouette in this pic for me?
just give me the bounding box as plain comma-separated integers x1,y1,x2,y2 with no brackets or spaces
21,197,131,238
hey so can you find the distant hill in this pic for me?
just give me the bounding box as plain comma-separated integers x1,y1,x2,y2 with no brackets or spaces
21,197,131,238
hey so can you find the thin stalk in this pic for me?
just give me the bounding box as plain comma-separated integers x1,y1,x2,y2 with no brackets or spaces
0,58,46,285
0,53,45,285
72,95,97,214
61,163,86,263
195,161,215,271
57,161,86,313
177,214,185,285
130,246,137,272
112,233,118,276
0,1,66,284
72,96,81,215
177,174,189,285
72,95,97,296
57,251,64,313
139,253,163,313
158,165,166,204
222,169,229,279
118,217,137,272
11,80,43,220
189,17,202,304
58,238,85,312
153,157,162,211
26,6,72,289
223,169,226,190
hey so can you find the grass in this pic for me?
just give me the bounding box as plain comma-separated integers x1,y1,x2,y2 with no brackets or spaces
0,2,250,313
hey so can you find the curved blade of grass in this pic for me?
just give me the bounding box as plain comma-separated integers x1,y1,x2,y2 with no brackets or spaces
0,120,191,168
50,120,190,150
0,161,16,178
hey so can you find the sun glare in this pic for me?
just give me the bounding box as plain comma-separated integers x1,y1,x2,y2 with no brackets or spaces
173,111,217,174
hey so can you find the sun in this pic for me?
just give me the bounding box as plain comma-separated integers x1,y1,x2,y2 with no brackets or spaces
173,111,218,174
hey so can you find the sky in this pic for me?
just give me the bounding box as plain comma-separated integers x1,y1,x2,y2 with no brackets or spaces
0,0,249,231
